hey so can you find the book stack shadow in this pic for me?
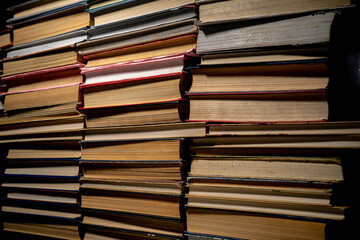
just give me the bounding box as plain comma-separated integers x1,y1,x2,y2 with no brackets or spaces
0,0,91,239
185,1,360,240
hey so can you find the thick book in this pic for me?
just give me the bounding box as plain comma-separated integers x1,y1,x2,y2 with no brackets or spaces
83,122,206,141
81,51,198,88
81,4,196,43
89,0,194,26
199,47,328,66
2,49,84,76
0,104,82,127
187,179,338,208
4,165,80,178
3,221,81,240
5,192,78,205
80,138,188,162
186,190,346,221
3,63,84,94
196,11,338,55
79,19,197,56
81,162,185,182
7,1,88,28
196,0,352,25
3,84,82,112
83,100,189,128
81,179,184,196
8,0,87,20
83,229,182,240
83,75,188,109
188,60,328,94
186,208,339,240
189,155,344,183
82,210,184,239
82,34,197,69
2,182,81,192
1,205,80,220
12,11,92,46
192,135,360,153
207,121,360,136
6,140,81,159
187,90,328,123
6,29,87,58
0,116,84,138
81,189,183,219
0,29,13,49
81,51,198,110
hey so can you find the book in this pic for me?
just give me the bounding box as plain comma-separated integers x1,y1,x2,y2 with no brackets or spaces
0,131,83,144
192,135,360,153
81,163,184,182
0,104,82,127
199,47,328,66
6,140,81,159
80,4,196,45
196,11,337,55
187,193,346,220
0,116,84,138
11,11,92,46
189,156,344,183
2,49,84,76
83,122,206,141
8,0,87,20
196,0,352,25
82,34,197,68
6,192,78,204
89,0,194,26
3,222,81,240
79,19,197,56
207,121,360,136
81,190,183,219
6,29,87,58
1,182,81,192
1,205,80,219
81,138,187,162
81,51,198,88
0,29,12,49
81,180,184,195
187,90,328,123
83,76,187,109
188,60,328,93
83,101,188,128
4,166,79,177
187,179,337,208
3,63,84,94
186,208,331,240
3,84,82,112
81,209,185,239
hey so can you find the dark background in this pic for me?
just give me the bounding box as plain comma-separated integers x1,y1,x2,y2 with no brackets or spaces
0,0,29,31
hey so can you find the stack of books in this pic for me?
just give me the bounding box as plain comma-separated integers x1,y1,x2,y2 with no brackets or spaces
187,0,356,122
0,29,12,116
79,0,198,129
185,0,360,240
77,0,205,239
0,0,91,238
186,122,360,240
1,141,82,240
0,0,359,239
